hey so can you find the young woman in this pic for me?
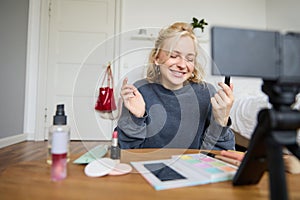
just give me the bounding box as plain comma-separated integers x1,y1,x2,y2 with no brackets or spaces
116,22,235,150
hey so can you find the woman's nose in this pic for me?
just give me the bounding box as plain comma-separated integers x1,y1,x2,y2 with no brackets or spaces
176,56,187,68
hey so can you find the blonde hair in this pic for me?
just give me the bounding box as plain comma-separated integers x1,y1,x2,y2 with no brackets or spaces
147,22,205,83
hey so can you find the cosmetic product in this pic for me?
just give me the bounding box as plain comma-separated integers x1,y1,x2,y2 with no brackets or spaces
50,104,70,181
201,151,241,167
84,158,116,177
110,131,120,162
109,163,132,176
224,76,231,86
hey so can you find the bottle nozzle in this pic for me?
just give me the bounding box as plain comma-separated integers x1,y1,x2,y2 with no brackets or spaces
53,104,67,125
56,104,65,116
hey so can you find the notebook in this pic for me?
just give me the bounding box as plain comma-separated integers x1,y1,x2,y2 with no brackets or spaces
131,153,237,190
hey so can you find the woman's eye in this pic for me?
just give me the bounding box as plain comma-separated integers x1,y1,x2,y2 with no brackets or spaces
187,57,195,62
170,54,179,58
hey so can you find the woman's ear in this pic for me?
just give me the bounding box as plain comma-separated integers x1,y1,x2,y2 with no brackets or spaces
154,55,160,65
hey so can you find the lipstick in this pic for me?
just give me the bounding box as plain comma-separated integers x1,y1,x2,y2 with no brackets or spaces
110,131,120,162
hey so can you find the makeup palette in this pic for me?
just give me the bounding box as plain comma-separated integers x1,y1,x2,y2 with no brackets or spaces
131,153,238,190
174,153,237,181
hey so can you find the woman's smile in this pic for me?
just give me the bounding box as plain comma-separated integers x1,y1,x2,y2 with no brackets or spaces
169,69,187,78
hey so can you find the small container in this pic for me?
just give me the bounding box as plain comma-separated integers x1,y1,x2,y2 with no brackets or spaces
110,131,120,162
49,104,70,181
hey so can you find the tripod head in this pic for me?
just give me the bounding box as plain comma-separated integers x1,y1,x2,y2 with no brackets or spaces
262,80,300,111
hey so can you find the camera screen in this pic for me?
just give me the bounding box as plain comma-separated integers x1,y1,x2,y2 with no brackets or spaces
282,33,300,83
211,26,281,80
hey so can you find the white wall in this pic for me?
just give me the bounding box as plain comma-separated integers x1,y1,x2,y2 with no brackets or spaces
119,0,268,99
121,0,266,30
266,0,300,32
118,0,300,100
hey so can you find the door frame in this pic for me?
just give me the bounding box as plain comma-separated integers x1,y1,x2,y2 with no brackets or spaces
25,0,122,141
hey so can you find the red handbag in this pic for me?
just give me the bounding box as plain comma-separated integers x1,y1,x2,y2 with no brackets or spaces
95,64,117,112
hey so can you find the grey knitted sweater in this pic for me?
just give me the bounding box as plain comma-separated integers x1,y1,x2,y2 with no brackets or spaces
117,79,235,150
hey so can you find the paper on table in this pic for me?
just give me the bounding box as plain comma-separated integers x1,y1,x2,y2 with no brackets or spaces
73,144,108,164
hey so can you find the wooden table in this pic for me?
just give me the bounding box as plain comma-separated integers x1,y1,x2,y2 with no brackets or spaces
0,148,299,200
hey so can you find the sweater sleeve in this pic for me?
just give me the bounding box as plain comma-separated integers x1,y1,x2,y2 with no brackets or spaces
201,115,235,150
117,105,148,149
201,83,235,150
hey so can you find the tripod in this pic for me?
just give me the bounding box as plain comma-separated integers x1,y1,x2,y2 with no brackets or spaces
233,80,300,200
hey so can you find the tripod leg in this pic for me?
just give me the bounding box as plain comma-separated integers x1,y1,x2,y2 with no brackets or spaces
266,136,288,200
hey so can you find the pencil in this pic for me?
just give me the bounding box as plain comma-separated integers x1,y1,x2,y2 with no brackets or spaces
220,150,245,161
214,155,241,167
201,152,241,167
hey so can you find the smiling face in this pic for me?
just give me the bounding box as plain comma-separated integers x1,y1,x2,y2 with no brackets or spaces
155,36,196,90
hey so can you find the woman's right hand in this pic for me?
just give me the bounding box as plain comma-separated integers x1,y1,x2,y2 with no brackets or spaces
120,78,146,118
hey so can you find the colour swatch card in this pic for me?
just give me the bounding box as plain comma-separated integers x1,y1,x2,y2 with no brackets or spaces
131,153,237,190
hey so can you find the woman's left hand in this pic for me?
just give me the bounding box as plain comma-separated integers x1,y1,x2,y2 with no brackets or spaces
211,82,234,126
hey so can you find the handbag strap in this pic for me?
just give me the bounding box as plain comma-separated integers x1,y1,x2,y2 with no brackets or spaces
107,64,114,88
101,63,114,88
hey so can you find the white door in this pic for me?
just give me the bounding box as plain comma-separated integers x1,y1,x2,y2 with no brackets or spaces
45,0,117,140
